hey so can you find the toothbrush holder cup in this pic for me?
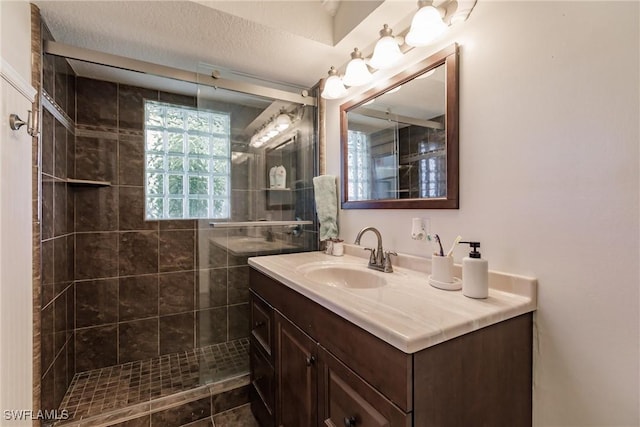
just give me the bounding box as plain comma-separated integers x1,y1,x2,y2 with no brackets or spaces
431,255,454,283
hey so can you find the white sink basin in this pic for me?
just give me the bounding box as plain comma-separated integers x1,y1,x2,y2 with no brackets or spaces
297,262,387,289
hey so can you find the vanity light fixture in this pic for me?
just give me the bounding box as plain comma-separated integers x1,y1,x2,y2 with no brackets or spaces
321,66,348,100
342,48,374,87
318,0,476,100
369,24,404,70
250,109,296,148
405,0,448,47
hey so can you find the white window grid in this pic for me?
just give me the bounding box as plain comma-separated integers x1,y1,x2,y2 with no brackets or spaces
144,100,231,220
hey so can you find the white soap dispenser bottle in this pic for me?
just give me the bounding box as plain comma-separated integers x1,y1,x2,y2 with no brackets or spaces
461,241,488,299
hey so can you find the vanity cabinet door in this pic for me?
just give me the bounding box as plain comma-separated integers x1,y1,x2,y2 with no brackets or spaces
318,347,410,427
275,313,318,427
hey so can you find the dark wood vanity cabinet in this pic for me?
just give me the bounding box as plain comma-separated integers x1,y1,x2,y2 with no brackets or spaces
249,268,533,427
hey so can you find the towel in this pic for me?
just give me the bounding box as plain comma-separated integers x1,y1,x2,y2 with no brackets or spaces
312,175,338,241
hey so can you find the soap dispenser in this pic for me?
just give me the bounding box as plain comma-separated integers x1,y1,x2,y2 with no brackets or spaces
460,241,488,299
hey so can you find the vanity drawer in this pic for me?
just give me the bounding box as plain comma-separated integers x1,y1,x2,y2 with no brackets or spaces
318,347,410,427
250,336,275,415
251,291,273,357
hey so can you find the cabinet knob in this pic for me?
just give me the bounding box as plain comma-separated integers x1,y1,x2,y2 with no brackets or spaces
343,416,357,427
305,355,316,366
254,320,265,328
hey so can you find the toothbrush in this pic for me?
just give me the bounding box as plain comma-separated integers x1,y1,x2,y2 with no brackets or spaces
427,234,439,256
446,235,462,257
434,234,444,256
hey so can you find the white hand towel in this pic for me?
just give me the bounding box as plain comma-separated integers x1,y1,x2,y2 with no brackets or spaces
312,175,338,241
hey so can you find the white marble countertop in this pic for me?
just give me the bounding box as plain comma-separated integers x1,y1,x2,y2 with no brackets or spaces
248,245,537,354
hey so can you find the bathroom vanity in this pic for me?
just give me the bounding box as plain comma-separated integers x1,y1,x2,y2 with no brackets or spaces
248,249,537,427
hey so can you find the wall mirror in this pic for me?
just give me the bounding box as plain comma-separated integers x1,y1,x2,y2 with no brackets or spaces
340,44,459,209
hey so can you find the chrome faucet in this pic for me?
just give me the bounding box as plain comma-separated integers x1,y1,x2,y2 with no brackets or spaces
354,227,397,273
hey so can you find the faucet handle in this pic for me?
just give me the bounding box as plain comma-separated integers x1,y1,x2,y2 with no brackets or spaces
363,247,376,264
383,251,397,272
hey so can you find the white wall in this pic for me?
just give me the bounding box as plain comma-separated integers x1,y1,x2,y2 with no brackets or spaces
0,0,34,423
325,1,639,426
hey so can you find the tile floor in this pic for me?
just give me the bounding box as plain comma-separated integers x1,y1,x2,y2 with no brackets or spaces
183,404,259,427
58,338,250,423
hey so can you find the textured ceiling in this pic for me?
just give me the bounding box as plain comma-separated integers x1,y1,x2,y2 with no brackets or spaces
33,0,419,90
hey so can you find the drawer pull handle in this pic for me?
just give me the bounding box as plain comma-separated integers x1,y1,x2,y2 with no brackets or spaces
343,416,357,427
305,355,316,366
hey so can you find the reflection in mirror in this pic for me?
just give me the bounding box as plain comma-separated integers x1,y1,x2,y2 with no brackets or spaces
341,44,458,209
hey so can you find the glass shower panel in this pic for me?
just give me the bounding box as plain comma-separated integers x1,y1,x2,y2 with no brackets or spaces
194,65,318,367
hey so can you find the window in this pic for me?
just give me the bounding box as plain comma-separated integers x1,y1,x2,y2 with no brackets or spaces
144,100,230,220
347,130,371,200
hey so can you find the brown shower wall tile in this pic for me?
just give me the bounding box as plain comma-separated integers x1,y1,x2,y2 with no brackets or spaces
119,275,159,321
41,178,54,240
196,268,227,309
160,219,196,230
53,180,68,236
41,239,54,287
75,232,118,280
118,134,144,186
75,324,118,372
75,186,119,232
196,307,227,347
41,302,54,373
227,266,249,305
75,135,118,183
159,312,195,355
119,231,159,275
76,77,118,127
119,186,158,231
53,235,70,285
43,53,54,98
41,363,55,411
53,344,68,410
75,279,118,328
119,318,159,363
41,108,54,175
119,84,158,130
158,92,196,107
228,303,249,341
159,229,195,272
54,119,67,179
159,271,195,315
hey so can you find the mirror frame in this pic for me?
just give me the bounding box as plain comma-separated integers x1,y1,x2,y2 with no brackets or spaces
340,43,459,209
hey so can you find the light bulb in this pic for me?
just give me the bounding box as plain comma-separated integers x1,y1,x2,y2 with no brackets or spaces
369,25,403,70
321,67,347,100
343,48,373,87
275,111,292,131
405,4,447,47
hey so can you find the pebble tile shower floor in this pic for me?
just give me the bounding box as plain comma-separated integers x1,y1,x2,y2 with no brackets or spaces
58,338,249,423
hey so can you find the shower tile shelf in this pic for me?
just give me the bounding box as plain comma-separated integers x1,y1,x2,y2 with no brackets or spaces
65,178,112,187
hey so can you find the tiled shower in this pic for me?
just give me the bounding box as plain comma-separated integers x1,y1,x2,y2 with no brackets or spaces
38,24,317,425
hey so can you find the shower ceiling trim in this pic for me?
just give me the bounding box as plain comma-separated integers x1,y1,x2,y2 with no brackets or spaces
44,40,316,106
